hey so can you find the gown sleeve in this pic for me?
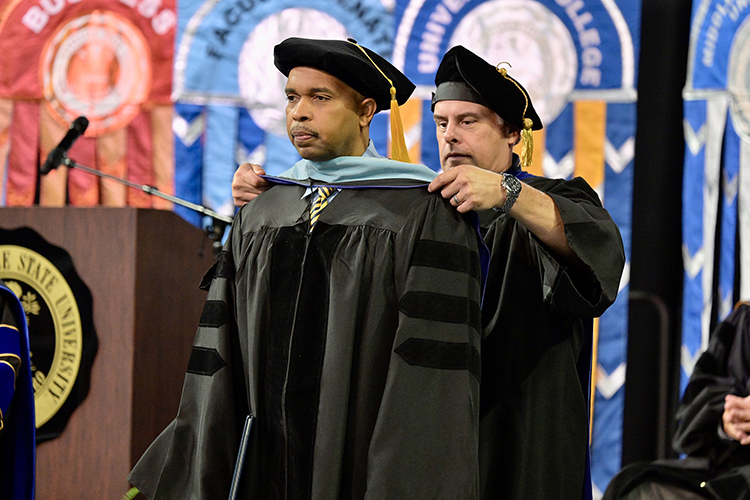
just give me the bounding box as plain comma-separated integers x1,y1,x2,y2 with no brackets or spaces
496,176,625,318
128,213,250,500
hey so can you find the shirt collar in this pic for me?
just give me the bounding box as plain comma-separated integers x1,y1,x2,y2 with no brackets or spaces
301,140,382,198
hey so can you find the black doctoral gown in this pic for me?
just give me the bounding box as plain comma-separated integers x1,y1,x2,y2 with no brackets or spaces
477,175,625,500
129,179,485,499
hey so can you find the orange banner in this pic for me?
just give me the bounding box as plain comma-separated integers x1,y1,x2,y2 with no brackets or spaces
0,0,176,207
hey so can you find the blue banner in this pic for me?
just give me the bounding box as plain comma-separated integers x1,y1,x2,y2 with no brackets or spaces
682,1,750,390
393,0,639,95
174,103,206,227
174,0,395,216
689,1,750,90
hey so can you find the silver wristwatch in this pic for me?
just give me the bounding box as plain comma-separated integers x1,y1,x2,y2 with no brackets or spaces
492,173,522,214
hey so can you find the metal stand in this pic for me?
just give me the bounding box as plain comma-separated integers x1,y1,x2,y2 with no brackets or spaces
60,156,233,253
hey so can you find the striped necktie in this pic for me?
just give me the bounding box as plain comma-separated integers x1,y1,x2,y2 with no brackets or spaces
309,186,335,231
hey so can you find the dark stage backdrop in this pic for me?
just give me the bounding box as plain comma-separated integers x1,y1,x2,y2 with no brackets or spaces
625,0,691,467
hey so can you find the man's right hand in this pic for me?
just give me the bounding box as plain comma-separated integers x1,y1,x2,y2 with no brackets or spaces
232,163,271,207
723,394,750,444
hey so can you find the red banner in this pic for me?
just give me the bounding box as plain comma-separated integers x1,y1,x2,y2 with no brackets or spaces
6,100,39,206
0,0,175,206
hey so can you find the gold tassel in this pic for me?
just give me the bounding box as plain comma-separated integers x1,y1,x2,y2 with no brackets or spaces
349,40,411,163
520,117,534,169
389,87,411,163
497,62,535,168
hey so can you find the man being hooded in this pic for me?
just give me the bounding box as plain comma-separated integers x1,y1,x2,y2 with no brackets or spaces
129,38,485,499
233,45,625,500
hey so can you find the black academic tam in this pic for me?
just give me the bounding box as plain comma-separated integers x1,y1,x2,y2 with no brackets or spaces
274,37,415,112
434,45,543,132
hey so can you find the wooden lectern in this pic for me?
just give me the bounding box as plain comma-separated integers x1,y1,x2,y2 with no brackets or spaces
0,207,216,499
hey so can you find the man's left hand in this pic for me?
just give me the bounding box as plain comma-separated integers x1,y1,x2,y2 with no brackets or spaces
232,163,271,207
723,394,750,445
428,165,506,213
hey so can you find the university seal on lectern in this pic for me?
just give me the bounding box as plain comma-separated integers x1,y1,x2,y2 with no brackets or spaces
0,227,97,442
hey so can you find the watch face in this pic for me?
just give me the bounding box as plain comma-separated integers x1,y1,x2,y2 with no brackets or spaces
503,173,522,194
497,173,521,215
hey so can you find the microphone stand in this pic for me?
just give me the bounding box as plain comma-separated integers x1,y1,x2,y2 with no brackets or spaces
58,155,233,254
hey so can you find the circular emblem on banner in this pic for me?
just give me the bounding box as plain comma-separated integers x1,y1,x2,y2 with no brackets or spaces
41,11,152,136
449,0,577,125
0,228,97,442
238,8,349,136
728,18,750,141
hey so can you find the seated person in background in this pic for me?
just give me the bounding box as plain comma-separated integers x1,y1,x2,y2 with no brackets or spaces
604,301,750,500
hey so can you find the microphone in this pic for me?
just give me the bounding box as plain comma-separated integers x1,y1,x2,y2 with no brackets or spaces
40,116,89,175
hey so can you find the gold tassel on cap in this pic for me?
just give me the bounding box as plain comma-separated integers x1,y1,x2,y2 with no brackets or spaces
498,64,534,169
520,118,534,169
350,41,411,163
388,86,410,163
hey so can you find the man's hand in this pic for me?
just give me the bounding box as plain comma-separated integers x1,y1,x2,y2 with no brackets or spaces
428,165,506,213
430,164,579,263
232,163,271,207
723,394,750,444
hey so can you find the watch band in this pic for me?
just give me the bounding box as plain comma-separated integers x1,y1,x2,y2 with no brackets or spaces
492,172,522,214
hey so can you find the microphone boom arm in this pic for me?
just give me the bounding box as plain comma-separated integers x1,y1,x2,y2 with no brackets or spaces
61,156,233,225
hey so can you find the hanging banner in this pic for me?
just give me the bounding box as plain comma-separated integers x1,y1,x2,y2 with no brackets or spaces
0,0,177,207
394,0,637,94
172,0,396,216
681,1,750,391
